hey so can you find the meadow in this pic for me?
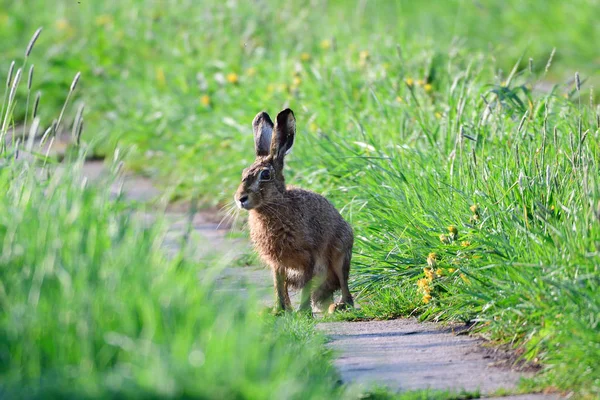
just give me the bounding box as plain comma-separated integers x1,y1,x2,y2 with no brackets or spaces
1,0,599,398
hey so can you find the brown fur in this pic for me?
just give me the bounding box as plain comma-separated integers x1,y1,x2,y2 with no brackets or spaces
234,109,354,312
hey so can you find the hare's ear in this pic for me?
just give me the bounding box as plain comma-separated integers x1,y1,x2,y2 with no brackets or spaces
252,111,274,157
270,108,295,161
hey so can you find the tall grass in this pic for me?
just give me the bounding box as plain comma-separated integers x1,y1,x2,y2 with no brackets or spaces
0,30,344,400
311,55,599,396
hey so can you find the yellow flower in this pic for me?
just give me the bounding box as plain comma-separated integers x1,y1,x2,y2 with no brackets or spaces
405,78,414,87
309,122,318,132
426,252,438,268
439,234,450,244
447,225,459,240
424,83,433,92
416,79,425,86
320,39,332,50
292,76,302,87
95,14,113,26
448,268,456,273
461,241,471,247
501,80,507,87
470,204,479,215
300,52,311,62
278,83,288,92
435,268,443,277
434,112,442,119
155,67,166,87
200,95,210,107
246,67,256,77
56,18,70,31
359,50,369,60
417,278,430,291
0,13,9,25
460,273,471,284
396,96,404,103
424,267,434,282
226,72,239,84
423,293,432,304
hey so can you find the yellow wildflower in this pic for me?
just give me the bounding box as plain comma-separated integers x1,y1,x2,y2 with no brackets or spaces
435,268,443,277
417,278,430,291
424,267,434,282
448,268,456,273
95,14,113,27
359,50,369,60
292,76,302,87
56,18,70,31
470,204,479,214
320,39,332,50
439,234,450,244
246,67,256,77
434,112,442,119
300,52,311,62
405,78,414,87
309,122,318,132
460,273,471,284
426,253,438,268
447,225,458,240
200,95,210,107
156,67,166,87
226,72,239,84
423,293,432,304
424,83,433,92
461,241,471,247
416,79,425,86
396,96,404,103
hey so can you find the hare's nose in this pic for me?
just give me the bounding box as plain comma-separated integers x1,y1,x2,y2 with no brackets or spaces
239,194,249,203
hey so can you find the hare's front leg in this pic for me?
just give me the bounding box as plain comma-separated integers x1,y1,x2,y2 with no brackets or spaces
273,267,291,312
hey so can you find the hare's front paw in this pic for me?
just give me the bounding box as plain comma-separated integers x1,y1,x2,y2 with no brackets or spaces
328,301,352,314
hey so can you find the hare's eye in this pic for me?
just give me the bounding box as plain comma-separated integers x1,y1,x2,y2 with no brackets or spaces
259,169,272,181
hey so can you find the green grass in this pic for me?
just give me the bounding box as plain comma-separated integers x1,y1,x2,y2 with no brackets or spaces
0,158,348,398
2,0,600,398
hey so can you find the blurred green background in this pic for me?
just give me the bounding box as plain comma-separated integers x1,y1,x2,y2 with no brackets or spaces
1,0,599,398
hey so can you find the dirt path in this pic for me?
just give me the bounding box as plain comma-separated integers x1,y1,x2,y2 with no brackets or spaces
80,162,560,399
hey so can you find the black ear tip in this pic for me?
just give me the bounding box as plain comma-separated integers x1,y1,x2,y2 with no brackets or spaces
276,108,295,125
253,111,273,127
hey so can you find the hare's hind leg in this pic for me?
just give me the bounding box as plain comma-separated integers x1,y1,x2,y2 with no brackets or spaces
334,250,353,305
298,280,312,312
329,250,353,312
311,275,335,313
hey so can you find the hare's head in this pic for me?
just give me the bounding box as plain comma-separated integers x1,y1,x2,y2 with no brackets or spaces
235,108,296,210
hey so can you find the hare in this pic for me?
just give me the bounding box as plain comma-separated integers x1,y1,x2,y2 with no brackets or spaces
234,108,354,313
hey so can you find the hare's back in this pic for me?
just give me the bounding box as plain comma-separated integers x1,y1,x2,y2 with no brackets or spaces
285,187,352,242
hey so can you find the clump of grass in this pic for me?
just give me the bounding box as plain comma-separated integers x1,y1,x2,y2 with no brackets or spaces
312,52,599,396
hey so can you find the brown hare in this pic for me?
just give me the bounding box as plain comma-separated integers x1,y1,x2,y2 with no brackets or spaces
234,108,354,313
